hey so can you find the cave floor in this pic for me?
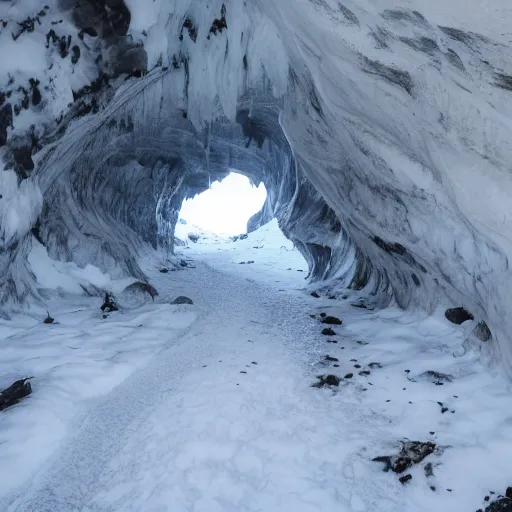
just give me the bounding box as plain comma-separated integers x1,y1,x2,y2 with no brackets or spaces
1,224,511,512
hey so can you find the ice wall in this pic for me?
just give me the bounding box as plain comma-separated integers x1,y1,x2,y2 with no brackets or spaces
1,0,512,367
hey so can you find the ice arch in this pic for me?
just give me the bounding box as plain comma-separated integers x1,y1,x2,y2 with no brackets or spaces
1,0,512,368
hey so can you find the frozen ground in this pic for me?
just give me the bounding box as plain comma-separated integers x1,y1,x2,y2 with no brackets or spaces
1,222,511,512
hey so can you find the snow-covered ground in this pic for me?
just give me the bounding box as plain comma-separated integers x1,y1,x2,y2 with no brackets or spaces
1,222,511,511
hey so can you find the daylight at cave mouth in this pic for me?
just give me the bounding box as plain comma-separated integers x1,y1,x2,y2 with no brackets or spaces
178,172,267,236
0,0,512,511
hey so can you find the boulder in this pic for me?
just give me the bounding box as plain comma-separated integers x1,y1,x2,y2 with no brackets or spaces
474,321,492,341
410,370,453,385
0,378,32,411
120,281,158,307
321,315,342,325
171,296,193,305
312,374,341,387
445,307,474,324
373,441,436,473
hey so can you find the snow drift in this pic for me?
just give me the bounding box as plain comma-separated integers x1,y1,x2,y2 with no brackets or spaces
1,0,512,368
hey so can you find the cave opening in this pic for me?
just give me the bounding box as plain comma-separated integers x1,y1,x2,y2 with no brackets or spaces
177,171,267,238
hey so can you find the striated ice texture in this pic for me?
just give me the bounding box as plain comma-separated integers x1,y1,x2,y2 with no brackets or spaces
1,0,512,368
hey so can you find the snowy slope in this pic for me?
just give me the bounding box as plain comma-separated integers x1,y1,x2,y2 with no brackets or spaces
0,223,511,512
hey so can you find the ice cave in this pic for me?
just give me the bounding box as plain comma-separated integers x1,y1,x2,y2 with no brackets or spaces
0,0,512,510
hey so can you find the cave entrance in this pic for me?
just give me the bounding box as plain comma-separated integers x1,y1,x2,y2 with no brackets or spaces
178,172,267,237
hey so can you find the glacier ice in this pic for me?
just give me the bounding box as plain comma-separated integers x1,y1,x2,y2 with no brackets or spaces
1,0,512,368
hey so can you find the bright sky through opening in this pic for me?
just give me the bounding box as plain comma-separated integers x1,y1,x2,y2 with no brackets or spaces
179,173,267,236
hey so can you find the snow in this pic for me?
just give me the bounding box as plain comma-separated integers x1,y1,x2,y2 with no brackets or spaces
1,222,511,511
27,240,136,295
0,169,42,247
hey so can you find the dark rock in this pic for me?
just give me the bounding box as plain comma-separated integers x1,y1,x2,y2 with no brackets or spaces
311,292,320,298
123,281,158,298
326,339,338,343
179,259,188,267
12,145,34,174
171,296,193,305
188,233,200,243
474,321,492,341
321,328,336,336
484,498,512,512
100,293,118,312
209,4,227,36
30,79,41,106
445,307,474,324
320,312,327,317
0,103,13,146
181,18,198,42
71,45,81,65
424,462,434,477
121,281,158,306
354,364,361,369
399,474,412,484
373,441,436,473
312,374,341,388
43,313,54,324
72,0,131,38
159,268,169,273
359,370,371,376
0,378,32,411
321,316,342,325
325,355,339,362
411,370,453,385
344,373,353,379
368,362,382,369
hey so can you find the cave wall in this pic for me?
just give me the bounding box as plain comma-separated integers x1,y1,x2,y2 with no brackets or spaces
0,0,511,368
